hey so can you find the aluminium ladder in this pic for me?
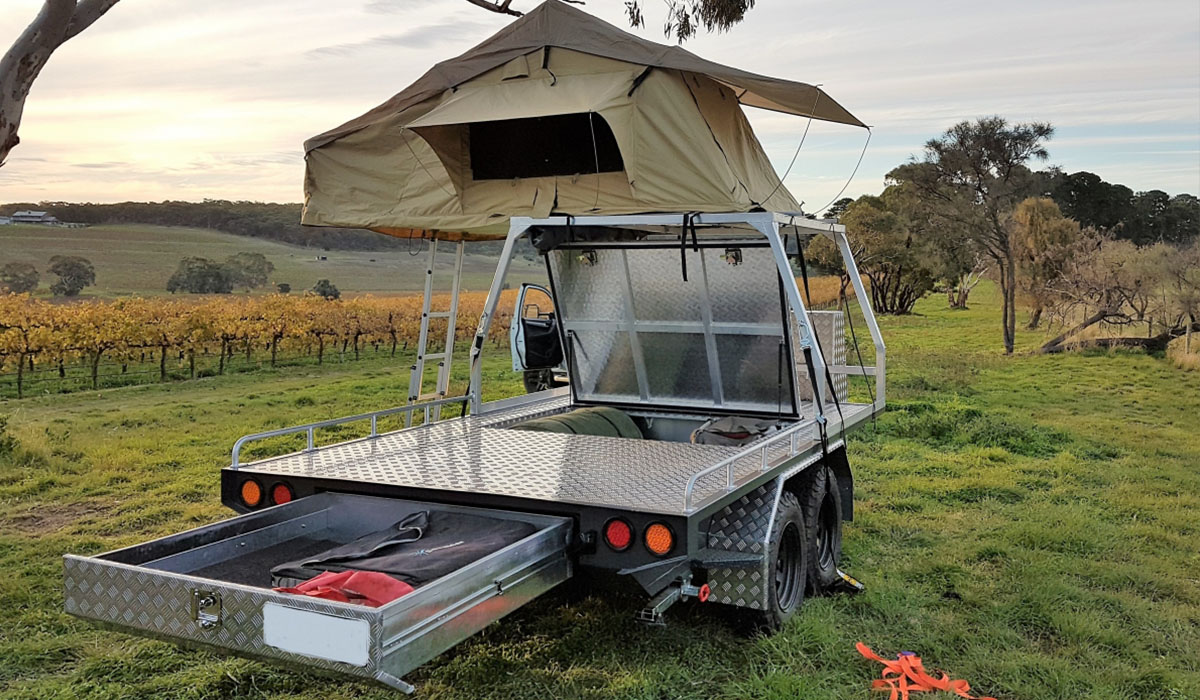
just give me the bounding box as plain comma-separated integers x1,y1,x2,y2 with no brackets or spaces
406,238,465,424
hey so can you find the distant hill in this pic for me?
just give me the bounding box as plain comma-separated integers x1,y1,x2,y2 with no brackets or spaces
0,200,424,252
0,223,541,298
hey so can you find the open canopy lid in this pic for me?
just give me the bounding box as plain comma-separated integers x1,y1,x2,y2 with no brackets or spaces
305,0,864,154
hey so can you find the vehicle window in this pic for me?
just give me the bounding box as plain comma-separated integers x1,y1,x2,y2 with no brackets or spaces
522,287,555,320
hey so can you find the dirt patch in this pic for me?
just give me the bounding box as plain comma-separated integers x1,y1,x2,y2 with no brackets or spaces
6,502,113,534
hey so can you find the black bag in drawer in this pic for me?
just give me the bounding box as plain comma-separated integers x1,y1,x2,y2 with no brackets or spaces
271,510,537,588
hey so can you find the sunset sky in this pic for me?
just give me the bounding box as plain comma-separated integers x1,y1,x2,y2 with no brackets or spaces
2,0,1198,210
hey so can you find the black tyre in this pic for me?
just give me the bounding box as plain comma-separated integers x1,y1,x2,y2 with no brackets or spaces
798,465,844,594
745,490,808,633
522,368,554,393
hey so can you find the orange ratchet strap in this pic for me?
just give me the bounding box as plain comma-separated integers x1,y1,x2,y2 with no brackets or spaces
857,643,996,700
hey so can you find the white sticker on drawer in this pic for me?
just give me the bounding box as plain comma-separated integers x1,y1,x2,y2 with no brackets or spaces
262,603,370,667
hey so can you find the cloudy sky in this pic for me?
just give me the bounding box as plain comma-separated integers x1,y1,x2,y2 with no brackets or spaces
2,0,1198,210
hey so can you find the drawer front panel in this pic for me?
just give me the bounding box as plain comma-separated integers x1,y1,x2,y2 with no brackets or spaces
65,555,383,679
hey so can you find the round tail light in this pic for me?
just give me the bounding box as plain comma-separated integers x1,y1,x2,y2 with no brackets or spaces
270,482,294,505
603,519,633,551
239,479,263,508
644,522,674,556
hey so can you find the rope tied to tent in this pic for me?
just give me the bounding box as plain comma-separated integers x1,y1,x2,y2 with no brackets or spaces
812,128,873,216
760,87,823,207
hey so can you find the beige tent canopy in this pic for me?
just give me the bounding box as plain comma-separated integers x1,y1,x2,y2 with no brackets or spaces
302,0,865,240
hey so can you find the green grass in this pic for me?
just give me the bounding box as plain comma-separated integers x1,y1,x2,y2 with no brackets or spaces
0,224,541,297
1,283,1198,699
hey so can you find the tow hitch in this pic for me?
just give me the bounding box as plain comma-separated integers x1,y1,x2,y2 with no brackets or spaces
636,579,711,626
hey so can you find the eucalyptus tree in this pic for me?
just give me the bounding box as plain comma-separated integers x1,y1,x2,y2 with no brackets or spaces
890,118,1054,354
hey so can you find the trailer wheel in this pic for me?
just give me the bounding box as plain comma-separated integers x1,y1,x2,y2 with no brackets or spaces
745,490,808,633
523,368,554,393
799,466,843,594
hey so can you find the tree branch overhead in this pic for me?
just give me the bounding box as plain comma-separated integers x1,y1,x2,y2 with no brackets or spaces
463,0,524,17
0,0,121,167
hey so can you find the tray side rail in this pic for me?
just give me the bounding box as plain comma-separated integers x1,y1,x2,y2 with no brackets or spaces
682,418,815,513
230,394,472,468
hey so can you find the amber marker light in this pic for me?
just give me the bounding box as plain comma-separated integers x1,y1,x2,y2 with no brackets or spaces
644,522,674,556
240,479,263,508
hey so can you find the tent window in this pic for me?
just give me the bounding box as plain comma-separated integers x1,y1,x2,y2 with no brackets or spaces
469,113,624,180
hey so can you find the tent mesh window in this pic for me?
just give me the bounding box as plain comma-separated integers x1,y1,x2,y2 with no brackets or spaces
469,113,624,180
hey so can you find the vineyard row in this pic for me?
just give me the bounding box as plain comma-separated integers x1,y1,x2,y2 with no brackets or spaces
0,292,518,398
0,277,849,399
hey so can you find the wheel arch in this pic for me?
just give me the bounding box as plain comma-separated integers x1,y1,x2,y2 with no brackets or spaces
782,444,854,521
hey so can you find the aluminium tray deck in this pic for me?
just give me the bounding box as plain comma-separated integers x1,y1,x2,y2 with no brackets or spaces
233,396,873,516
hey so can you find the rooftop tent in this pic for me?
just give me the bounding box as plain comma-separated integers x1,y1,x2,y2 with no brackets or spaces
301,0,865,239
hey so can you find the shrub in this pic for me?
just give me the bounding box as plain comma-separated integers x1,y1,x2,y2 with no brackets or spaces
311,279,340,300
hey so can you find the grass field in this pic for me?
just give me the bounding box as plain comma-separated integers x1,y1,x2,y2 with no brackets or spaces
0,224,542,297
0,283,1197,699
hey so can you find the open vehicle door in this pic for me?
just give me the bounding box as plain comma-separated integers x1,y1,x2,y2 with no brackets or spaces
509,283,567,392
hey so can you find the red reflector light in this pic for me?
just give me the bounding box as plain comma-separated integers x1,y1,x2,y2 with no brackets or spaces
270,482,294,505
604,519,633,551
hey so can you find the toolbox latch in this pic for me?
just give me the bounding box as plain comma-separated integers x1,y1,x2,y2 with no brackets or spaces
191,589,222,629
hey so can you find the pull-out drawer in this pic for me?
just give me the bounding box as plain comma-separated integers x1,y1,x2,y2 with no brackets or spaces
64,493,572,692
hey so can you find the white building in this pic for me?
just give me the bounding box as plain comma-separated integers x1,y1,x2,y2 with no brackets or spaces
0,216,11,225
11,210,59,224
